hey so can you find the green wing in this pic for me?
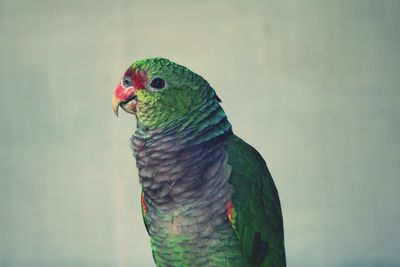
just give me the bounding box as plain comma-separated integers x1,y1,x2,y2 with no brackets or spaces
224,135,286,267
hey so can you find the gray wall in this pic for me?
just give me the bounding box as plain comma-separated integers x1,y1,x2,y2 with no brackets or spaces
1,1,399,266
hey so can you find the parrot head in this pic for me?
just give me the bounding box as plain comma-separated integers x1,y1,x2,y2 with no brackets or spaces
112,57,221,130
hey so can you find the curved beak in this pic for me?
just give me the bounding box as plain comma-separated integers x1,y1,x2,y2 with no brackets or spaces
112,94,121,117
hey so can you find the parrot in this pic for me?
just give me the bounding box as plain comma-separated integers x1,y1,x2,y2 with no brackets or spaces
112,58,286,267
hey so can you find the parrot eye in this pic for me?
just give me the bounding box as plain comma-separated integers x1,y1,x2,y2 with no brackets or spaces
149,77,166,90
123,76,132,87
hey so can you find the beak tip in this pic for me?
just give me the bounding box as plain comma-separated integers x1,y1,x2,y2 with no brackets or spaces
112,94,120,118
112,105,119,117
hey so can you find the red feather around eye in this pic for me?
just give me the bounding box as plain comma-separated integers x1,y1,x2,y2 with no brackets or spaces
133,70,147,89
125,68,147,89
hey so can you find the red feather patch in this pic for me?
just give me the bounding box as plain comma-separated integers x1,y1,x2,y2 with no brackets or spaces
226,200,238,235
226,200,234,225
141,192,148,216
125,68,147,89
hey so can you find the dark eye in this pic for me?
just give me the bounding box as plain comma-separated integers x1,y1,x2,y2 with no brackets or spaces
123,76,132,87
150,77,166,90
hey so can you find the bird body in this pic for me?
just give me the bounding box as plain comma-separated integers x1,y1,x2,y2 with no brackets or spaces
112,58,285,266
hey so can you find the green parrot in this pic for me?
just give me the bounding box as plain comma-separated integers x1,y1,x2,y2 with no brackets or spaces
112,58,286,267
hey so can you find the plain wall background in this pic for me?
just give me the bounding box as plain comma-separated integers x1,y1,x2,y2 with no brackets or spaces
1,1,399,266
